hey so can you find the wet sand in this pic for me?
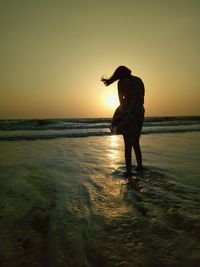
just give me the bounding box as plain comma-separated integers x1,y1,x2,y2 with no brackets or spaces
0,132,199,267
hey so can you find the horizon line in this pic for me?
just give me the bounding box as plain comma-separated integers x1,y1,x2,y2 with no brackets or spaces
0,115,200,121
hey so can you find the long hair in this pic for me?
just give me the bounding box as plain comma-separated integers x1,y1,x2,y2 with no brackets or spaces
101,66,131,86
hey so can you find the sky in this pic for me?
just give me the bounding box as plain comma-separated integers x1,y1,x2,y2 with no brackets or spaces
0,0,199,119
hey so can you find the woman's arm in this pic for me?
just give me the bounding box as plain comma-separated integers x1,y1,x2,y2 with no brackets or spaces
118,80,125,105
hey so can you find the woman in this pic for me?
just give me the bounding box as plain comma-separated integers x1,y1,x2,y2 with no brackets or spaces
101,66,145,177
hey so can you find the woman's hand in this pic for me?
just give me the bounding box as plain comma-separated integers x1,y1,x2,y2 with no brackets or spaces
101,77,110,86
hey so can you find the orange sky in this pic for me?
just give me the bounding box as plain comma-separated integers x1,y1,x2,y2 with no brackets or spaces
0,0,199,119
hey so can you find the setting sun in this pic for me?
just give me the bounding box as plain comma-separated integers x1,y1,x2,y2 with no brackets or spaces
103,91,119,109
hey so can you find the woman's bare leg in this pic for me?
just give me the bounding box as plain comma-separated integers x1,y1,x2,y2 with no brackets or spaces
132,135,143,170
123,133,132,176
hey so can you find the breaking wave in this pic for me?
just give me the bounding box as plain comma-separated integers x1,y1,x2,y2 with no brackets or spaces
0,116,199,141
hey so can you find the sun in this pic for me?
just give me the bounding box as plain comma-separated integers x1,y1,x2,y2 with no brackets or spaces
103,91,119,109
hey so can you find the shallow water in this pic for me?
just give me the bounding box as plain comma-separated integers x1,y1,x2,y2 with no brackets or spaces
0,132,199,267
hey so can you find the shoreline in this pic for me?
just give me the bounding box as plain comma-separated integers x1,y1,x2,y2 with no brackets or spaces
0,132,199,267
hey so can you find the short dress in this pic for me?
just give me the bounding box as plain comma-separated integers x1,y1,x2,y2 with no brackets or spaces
110,76,145,137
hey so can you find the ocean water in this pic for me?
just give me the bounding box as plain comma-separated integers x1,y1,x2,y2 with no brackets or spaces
0,116,200,140
0,117,200,267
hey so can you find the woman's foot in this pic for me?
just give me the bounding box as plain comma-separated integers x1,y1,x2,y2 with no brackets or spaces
135,166,147,172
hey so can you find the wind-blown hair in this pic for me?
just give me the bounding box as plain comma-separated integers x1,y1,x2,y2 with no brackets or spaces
101,66,131,86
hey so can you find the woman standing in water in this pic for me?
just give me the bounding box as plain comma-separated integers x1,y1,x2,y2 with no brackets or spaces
101,66,145,178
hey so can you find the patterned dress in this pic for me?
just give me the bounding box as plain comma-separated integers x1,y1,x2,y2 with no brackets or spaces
110,75,145,137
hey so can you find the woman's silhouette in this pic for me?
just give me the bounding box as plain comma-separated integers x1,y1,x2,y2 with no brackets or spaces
101,66,145,178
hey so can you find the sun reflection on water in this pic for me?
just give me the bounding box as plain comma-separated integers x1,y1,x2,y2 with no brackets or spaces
110,135,119,148
108,135,121,162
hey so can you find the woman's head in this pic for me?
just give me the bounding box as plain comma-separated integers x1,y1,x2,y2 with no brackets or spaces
101,66,131,86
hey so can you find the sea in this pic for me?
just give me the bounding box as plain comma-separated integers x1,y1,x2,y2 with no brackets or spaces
0,116,200,267
0,116,200,140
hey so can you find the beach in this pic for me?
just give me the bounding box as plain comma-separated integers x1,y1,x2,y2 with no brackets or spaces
0,118,200,267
